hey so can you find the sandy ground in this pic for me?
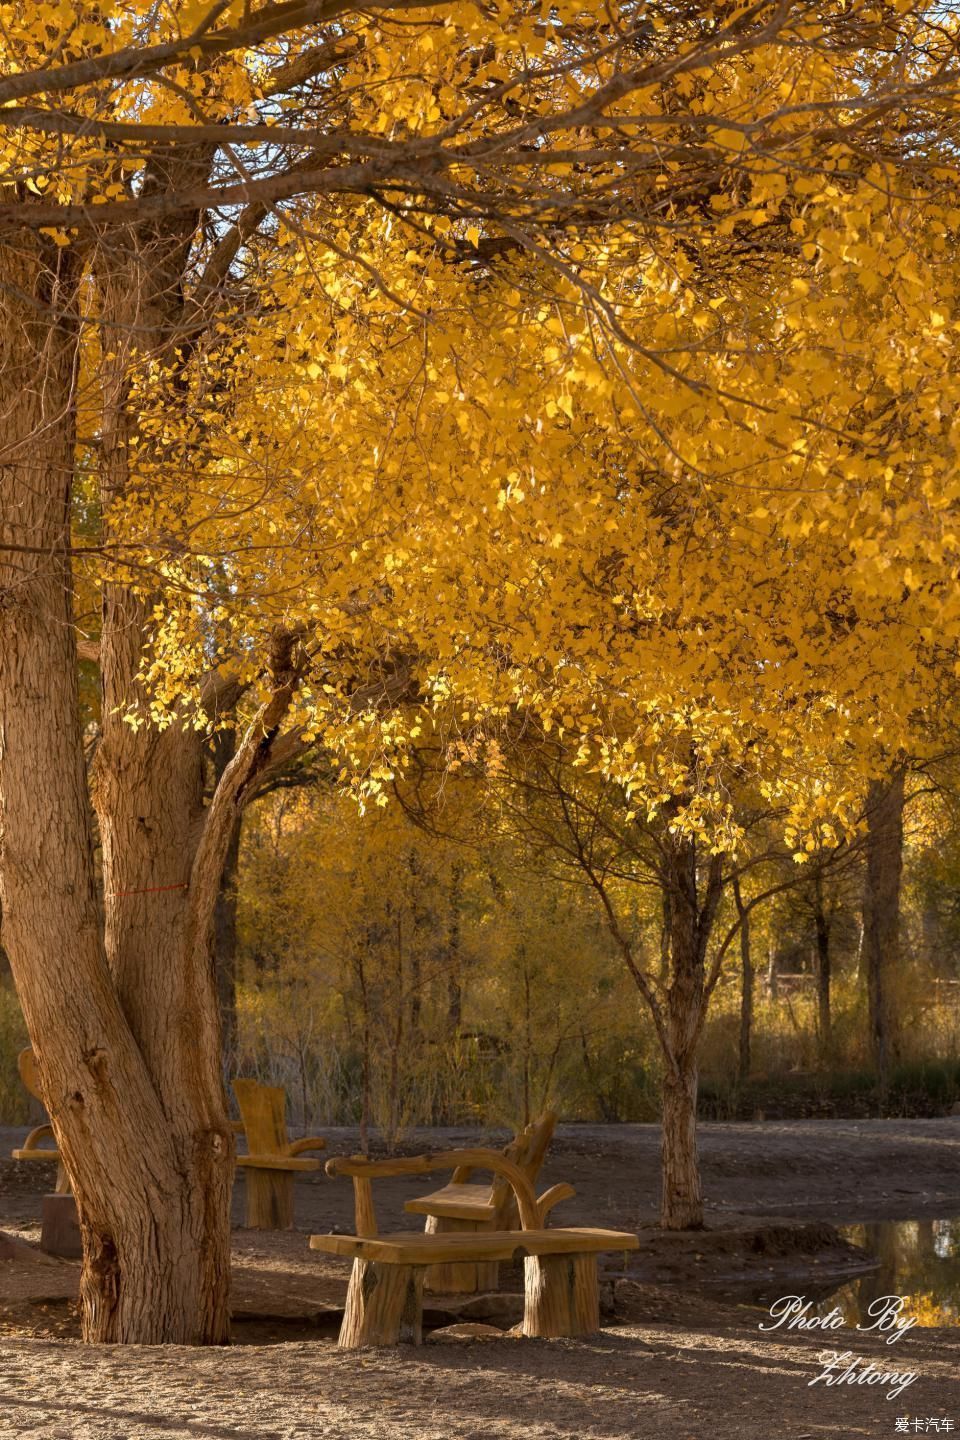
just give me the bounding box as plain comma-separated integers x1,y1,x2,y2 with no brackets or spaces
2,1118,959,1438
4,1321,960,1440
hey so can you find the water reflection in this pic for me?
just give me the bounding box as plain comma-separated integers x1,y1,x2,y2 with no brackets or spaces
816,1219,960,1327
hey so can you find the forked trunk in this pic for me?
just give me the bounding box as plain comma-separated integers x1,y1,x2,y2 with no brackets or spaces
85,195,239,1337
0,234,233,1343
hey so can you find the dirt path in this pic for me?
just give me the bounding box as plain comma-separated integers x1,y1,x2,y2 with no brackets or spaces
3,1318,959,1439
5,1117,960,1231
2,1118,959,1438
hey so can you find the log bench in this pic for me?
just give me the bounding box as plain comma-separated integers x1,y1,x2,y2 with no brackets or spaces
312,1149,638,1348
232,1079,326,1228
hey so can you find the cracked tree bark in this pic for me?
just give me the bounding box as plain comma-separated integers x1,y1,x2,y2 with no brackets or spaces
0,230,231,1342
0,223,299,1341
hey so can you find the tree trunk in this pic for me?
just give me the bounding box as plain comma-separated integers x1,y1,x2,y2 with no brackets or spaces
386,915,403,1149
356,946,372,1154
813,876,832,1060
85,211,236,1339
915,1219,936,1261
446,861,463,1038
522,962,532,1127
1,155,306,1344
0,233,232,1343
406,851,424,1038
93,605,234,1334
660,1056,702,1230
922,898,941,974
215,818,242,1069
863,770,905,1087
657,835,719,1230
733,880,752,1084
658,888,672,985
212,728,241,1067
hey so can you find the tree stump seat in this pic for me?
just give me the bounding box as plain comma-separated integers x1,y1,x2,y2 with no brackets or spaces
232,1078,326,1228
315,1148,638,1348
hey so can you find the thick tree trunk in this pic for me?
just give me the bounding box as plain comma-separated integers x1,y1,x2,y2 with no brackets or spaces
863,770,905,1087
0,235,232,1343
85,217,236,1338
2,156,304,1343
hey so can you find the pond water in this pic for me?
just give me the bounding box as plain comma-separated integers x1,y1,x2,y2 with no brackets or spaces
813,1219,960,1326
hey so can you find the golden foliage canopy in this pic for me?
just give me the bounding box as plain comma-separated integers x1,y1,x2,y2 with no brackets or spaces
4,1,960,850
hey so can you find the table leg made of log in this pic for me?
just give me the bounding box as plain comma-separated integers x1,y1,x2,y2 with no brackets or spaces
339,1260,426,1348
40,1193,82,1260
522,1252,600,1338
423,1214,499,1293
244,1169,295,1229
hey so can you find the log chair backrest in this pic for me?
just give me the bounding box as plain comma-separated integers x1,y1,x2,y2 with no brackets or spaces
17,1048,43,1105
232,1079,290,1154
490,1111,557,1227
447,1110,557,1225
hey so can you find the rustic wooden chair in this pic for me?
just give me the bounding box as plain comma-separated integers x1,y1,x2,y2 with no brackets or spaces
232,1078,326,1228
312,1147,637,1348
403,1110,570,1292
10,1049,70,1195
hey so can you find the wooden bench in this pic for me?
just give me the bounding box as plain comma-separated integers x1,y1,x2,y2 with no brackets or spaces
232,1078,326,1229
10,1049,69,1195
312,1149,638,1348
404,1110,566,1293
